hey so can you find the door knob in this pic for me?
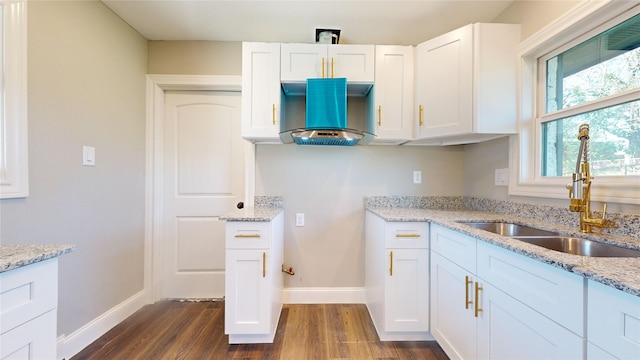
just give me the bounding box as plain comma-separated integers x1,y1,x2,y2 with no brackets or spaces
237,202,244,209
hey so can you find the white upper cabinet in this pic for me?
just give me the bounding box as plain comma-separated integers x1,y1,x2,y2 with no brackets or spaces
413,23,520,145
241,42,282,143
280,43,374,84
372,46,414,144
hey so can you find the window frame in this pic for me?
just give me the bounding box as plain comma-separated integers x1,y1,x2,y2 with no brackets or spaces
510,0,640,205
0,1,28,199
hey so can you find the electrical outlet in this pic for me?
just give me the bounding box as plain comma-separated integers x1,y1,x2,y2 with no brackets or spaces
296,213,305,227
413,171,422,184
495,168,509,186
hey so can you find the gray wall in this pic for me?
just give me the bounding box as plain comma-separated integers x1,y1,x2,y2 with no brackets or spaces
256,144,464,287
0,1,147,336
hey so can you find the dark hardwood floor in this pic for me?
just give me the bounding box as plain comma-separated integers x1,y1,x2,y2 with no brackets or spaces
71,301,450,360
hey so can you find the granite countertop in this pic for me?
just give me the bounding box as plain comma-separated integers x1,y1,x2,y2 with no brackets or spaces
220,206,284,222
366,207,640,297
0,244,75,273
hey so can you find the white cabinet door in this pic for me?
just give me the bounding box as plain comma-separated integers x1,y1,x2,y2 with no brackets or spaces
587,279,640,360
430,252,476,360
373,45,414,144
329,45,374,82
281,44,374,82
384,248,429,332
413,23,519,144
477,281,584,360
241,42,281,142
280,43,326,81
415,24,472,140
225,249,271,335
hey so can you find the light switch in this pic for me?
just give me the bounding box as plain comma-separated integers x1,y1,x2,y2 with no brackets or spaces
83,146,96,166
296,213,305,227
413,171,422,184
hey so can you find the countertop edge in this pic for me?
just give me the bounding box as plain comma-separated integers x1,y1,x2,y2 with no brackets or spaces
220,207,284,222
0,244,76,273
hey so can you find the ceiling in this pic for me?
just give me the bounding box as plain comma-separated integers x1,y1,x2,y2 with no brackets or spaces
101,0,516,45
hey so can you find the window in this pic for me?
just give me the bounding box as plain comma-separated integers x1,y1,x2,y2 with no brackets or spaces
511,1,640,205
540,13,640,178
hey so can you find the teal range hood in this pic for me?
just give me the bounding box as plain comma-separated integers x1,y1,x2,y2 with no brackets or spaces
280,78,374,146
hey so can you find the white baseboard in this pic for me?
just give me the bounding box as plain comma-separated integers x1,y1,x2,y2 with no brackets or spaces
57,289,148,360
282,287,366,304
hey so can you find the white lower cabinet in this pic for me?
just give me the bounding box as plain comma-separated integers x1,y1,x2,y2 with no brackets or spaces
430,251,476,360
430,224,584,360
225,212,284,344
365,212,430,341
587,279,640,359
0,258,59,360
476,281,583,360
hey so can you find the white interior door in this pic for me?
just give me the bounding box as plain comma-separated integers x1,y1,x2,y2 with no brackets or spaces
162,90,244,299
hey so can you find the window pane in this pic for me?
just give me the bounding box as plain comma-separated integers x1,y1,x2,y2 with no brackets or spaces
545,14,640,113
542,99,640,177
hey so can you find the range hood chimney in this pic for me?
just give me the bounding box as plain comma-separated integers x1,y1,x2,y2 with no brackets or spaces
279,78,374,146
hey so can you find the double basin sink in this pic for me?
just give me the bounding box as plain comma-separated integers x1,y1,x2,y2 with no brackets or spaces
460,222,640,257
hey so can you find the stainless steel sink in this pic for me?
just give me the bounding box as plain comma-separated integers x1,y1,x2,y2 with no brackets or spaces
461,222,559,237
512,236,640,257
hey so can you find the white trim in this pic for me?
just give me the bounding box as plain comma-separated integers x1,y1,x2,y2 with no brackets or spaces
510,0,640,205
57,290,147,360
0,1,28,199
282,287,366,304
144,74,251,303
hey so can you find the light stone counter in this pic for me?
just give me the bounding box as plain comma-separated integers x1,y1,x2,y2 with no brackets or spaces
220,195,284,222
220,207,284,222
0,244,75,273
366,200,640,298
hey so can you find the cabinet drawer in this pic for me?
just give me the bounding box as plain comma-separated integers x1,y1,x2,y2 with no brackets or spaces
0,309,57,360
226,221,272,249
0,259,58,335
430,224,476,272
476,241,584,336
385,222,429,248
587,279,640,360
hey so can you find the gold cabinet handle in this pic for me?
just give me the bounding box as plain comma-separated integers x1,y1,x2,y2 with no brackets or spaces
389,251,393,276
331,58,335,78
475,282,483,317
465,276,473,309
234,234,261,238
419,105,424,126
378,105,382,126
322,57,325,78
272,104,276,125
395,233,421,238
263,252,266,278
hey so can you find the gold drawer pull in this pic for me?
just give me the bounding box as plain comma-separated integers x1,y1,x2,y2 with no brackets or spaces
234,234,261,238
272,104,276,125
331,58,335,78
263,252,266,278
395,234,421,238
389,251,393,276
465,276,473,309
419,105,424,126
475,282,483,317
322,57,325,78
378,105,382,126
